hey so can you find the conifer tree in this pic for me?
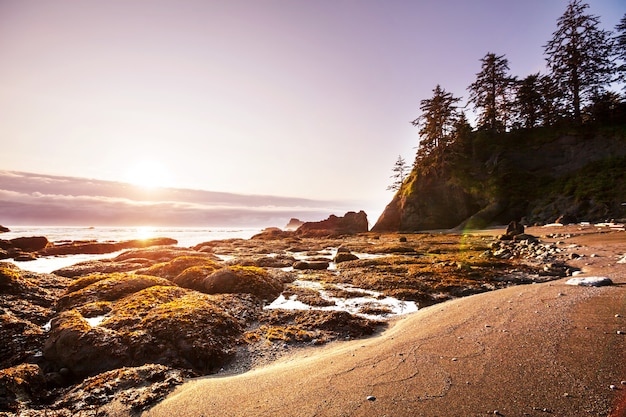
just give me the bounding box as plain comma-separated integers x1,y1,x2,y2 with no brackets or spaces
514,73,544,129
543,0,615,124
387,155,409,191
411,85,462,170
615,14,626,87
467,53,516,132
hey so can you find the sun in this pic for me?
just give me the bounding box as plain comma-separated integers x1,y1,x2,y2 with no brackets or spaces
124,158,171,189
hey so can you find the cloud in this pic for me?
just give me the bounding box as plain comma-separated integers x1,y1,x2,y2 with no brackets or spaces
0,171,353,227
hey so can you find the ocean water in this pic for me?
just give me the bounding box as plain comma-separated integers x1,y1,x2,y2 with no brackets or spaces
2,226,262,273
1,225,262,248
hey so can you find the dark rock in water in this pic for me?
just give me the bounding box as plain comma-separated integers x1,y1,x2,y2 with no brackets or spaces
505,220,525,236
252,227,294,240
0,225,9,233
334,252,359,263
293,260,330,270
0,363,46,412
9,236,49,252
285,218,304,230
296,211,369,237
39,237,177,256
13,252,37,262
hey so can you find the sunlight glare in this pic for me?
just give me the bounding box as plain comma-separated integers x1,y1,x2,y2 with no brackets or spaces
136,226,156,241
125,159,171,189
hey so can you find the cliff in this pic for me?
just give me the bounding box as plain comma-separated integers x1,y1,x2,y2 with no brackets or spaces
373,124,626,231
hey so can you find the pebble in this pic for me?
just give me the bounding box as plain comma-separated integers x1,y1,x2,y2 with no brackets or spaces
366,395,376,401
617,330,625,335
616,314,622,318
610,384,618,390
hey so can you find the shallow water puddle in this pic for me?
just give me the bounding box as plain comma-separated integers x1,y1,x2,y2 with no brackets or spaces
266,279,418,320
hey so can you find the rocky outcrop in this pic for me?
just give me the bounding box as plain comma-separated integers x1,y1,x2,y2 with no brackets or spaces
373,127,626,232
373,174,481,232
284,218,304,230
296,211,369,236
0,237,50,260
0,225,9,233
44,280,246,378
40,237,177,256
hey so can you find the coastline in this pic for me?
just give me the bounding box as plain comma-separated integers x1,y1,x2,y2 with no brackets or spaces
142,225,626,417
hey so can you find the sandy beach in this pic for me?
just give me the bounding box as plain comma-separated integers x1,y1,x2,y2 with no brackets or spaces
141,226,626,417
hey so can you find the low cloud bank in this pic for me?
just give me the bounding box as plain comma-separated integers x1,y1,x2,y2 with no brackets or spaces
0,171,350,227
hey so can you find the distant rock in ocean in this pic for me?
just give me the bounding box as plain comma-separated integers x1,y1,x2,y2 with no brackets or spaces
296,211,369,237
0,225,9,233
284,218,304,231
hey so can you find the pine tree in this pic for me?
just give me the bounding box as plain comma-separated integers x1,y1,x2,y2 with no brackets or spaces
615,14,626,87
543,0,615,124
467,53,516,132
387,155,409,191
411,84,462,170
514,73,544,129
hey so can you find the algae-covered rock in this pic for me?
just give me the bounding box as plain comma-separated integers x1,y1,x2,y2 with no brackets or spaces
0,363,46,412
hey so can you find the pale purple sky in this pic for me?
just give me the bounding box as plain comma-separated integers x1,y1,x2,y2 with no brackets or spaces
0,1,623,221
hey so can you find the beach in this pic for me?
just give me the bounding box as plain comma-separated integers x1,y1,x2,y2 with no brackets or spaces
141,226,626,417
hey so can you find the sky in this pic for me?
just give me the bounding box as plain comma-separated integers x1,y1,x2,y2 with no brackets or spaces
0,0,624,226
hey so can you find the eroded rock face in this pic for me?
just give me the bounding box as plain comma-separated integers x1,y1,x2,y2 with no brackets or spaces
0,363,47,412
296,211,369,237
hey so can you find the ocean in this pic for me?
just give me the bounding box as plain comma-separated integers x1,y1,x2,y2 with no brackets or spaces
2,225,262,273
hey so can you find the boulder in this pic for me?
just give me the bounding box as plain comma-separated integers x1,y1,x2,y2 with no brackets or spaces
176,266,283,301
39,237,177,256
293,261,330,270
44,284,245,378
0,364,46,412
296,211,369,236
334,252,359,263
505,220,525,236
9,236,49,252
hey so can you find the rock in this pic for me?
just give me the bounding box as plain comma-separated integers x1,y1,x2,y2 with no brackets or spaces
13,252,37,262
285,218,304,231
334,252,359,263
251,228,294,240
293,261,330,270
53,364,188,414
136,255,222,280
0,363,46,412
505,220,524,236
39,237,177,256
9,236,49,252
296,211,369,237
44,284,245,378
176,266,283,301
53,258,155,278
0,225,9,233
565,277,613,286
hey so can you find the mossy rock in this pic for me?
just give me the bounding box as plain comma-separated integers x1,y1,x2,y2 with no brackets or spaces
57,273,175,311
136,256,222,280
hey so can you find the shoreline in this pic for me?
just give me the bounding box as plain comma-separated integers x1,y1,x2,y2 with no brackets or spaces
142,225,626,417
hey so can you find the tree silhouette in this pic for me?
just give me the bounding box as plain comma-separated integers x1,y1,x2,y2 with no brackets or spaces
544,0,615,124
387,155,409,191
411,85,462,171
468,53,516,132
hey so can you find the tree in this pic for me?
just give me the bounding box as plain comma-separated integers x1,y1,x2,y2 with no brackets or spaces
411,84,462,169
543,0,615,124
387,155,409,191
467,52,516,132
615,14,626,86
538,74,565,126
514,73,544,129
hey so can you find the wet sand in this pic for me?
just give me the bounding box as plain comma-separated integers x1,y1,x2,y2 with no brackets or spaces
140,226,626,417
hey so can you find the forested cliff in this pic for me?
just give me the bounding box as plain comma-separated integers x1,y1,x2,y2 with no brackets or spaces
373,1,626,232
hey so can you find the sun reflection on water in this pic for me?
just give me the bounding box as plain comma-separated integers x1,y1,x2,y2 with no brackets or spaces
135,226,156,240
